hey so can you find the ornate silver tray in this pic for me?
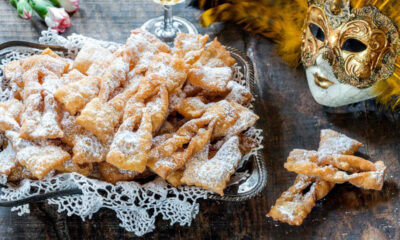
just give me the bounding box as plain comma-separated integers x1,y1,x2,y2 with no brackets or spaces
0,41,267,207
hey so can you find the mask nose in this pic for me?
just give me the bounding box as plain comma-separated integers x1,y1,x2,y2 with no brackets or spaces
320,47,337,66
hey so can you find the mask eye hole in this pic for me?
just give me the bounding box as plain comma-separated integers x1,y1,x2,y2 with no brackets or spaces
341,39,367,52
309,23,325,42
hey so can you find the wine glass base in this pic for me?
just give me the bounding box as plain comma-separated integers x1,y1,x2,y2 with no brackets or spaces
141,16,198,44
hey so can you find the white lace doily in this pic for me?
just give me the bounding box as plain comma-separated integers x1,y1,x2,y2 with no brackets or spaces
0,30,263,236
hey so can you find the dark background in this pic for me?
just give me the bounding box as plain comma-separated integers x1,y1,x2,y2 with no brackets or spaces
0,1,399,239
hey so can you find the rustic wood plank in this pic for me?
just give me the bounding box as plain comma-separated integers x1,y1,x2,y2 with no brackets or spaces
0,0,399,239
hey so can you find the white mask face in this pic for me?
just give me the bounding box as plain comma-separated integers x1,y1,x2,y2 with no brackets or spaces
305,56,377,107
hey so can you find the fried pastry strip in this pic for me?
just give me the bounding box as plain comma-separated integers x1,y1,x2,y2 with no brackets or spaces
175,96,209,119
285,149,386,190
267,174,335,226
5,131,70,179
21,50,69,77
54,75,102,115
146,53,189,94
76,82,139,142
73,42,113,75
225,81,253,105
60,112,108,164
123,29,170,73
318,129,363,155
267,129,363,225
174,33,209,65
0,99,23,132
107,80,168,172
181,136,242,196
99,162,139,184
20,92,63,140
3,60,23,89
106,112,153,173
211,100,259,138
194,38,236,68
188,66,233,93
54,159,92,176
147,117,215,179
7,164,35,182
0,140,17,175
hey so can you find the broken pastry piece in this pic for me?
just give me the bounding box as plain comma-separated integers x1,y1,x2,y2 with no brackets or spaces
284,149,386,190
181,136,242,196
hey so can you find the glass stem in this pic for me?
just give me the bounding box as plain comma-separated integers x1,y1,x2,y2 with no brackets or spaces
163,5,173,31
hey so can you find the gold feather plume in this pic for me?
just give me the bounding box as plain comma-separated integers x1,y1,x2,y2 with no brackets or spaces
194,0,308,67
194,0,400,108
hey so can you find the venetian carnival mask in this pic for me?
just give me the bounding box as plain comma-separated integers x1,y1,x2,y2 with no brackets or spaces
301,0,399,107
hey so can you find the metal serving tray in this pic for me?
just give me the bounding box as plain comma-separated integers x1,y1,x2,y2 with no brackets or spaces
0,41,267,206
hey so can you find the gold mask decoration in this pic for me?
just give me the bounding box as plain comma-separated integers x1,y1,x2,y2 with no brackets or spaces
301,0,399,88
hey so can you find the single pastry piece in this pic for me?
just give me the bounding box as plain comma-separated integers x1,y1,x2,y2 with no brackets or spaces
147,116,215,179
54,159,92,176
267,174,334,226
60,112,108,164
54,75,102,115
123,28,171,73
181,136,242,196
106,111,153,173
98,162,139,184
187,38,236,93
76,83,137,142
174,33,209,65
284,149,386,190
5,131,70,180
7,164,35,182
267,129,386,226
146,53,189,94
318,129,363,155
73,42,113,75
0,139,17,175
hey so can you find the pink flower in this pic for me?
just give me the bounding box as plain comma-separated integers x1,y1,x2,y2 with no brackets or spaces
58,0,80,13
21,8,33,20
44,7,72,33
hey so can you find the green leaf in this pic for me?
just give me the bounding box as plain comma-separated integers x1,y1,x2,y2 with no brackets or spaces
10,0,18,8
48,0,61,7
28,0,54,19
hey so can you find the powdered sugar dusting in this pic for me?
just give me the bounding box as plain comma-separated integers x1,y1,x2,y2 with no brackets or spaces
0,140,17,174
181,136,242,194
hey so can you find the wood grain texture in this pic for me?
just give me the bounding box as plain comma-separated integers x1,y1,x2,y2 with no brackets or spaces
0,0,399,239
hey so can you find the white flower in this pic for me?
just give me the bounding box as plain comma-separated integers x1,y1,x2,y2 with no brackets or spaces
44,7,72,33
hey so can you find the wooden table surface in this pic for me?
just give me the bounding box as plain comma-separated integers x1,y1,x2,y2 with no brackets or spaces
0,1,399,239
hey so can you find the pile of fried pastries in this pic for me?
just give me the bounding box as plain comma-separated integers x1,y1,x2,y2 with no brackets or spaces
267,129,386,225
0,29,260,196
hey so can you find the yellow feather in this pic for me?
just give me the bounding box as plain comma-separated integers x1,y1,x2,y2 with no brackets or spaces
199,0,307,67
